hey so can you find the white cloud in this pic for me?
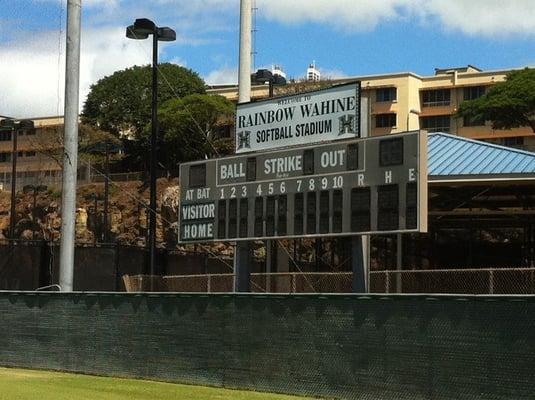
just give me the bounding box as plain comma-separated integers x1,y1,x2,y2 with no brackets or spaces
204,66,238,85
319,68,348,80
0,26,156,117
257,0,410,31
34,0,535,37
419,0,535,37
169,57,187,66
257,0,535,36
35,0,120,8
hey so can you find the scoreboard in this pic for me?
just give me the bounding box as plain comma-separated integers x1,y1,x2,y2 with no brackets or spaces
178,131,427,243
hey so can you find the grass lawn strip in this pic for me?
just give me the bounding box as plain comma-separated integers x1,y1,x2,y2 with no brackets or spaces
0,367,318,400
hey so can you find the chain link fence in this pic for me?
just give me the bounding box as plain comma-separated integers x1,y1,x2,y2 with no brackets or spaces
124,268,535,294
123,272,353,293
370,267,535,294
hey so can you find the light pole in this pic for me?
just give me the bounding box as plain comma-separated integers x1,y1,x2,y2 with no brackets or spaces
23,184,47,239
126,19,176,281
0,118,35,238
252,69,286,98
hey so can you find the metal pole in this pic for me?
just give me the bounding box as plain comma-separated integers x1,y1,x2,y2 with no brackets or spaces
9,126,18,238
351,96,370,292
103,143,109,242
148,30,158,285
59,0,81,292
234,0,252,292
238,0,252,104
94,195,98,244
396,233,402,293
33,189,37,239
351,236,366,292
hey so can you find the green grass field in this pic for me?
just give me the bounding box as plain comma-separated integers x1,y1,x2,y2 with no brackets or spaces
0,368,315,400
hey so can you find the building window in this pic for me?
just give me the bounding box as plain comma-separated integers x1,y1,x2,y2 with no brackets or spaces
421,89,451,107
376,113,397,128
464,86,485,101
0,153,11,163
463,115,485,127
0,132,12,141
421,115,450,133
376,87,397,102
25,151,36,157
17,151,24,157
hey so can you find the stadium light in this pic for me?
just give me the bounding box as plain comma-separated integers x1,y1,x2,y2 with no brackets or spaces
126,19,176,287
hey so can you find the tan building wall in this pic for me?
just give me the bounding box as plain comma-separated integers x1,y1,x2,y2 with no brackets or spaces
208,65,533,151
0,116,66,190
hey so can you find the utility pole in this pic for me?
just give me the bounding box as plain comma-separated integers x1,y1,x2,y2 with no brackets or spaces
59,0,82,292
234,0,252,292
238,0,252,105
103,143,110,242
9,124,18,239
148,27,158,284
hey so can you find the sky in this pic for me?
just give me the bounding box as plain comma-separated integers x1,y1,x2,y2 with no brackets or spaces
1,0,535,117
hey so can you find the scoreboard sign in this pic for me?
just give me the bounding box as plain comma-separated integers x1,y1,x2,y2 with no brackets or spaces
179,130,427,243
235,82,360,154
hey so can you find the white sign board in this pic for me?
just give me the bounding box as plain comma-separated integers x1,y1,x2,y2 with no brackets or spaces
235,82,361,154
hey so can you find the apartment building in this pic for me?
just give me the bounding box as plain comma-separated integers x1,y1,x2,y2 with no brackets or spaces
208,65,534,151
0,116,85,190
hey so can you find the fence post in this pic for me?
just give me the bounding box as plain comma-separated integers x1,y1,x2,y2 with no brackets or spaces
489,269,494,294
114,243,120,291
207,274,211,293
385,272,390,294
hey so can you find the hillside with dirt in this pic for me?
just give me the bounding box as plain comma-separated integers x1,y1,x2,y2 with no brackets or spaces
0,178,187,248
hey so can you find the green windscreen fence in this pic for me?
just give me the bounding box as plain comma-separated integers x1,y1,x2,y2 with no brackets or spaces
0,292,533,399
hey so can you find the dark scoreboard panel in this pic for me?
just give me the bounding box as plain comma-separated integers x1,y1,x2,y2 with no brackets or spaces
178,130,427,243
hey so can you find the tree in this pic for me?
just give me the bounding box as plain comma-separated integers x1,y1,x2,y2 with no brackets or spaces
28,124,121,168
157,94,235,168
82,63,206,138
457,68,535,133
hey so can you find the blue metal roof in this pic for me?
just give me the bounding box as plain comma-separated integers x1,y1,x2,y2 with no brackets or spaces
428,133,535,178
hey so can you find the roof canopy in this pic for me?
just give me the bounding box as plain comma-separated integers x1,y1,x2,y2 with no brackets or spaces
428,133,535,182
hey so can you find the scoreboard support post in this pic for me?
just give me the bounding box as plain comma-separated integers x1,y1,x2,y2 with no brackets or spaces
351,235,369,293
396,233,402,293
351,237,365,292
234,242,251,292
352,96,370,293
